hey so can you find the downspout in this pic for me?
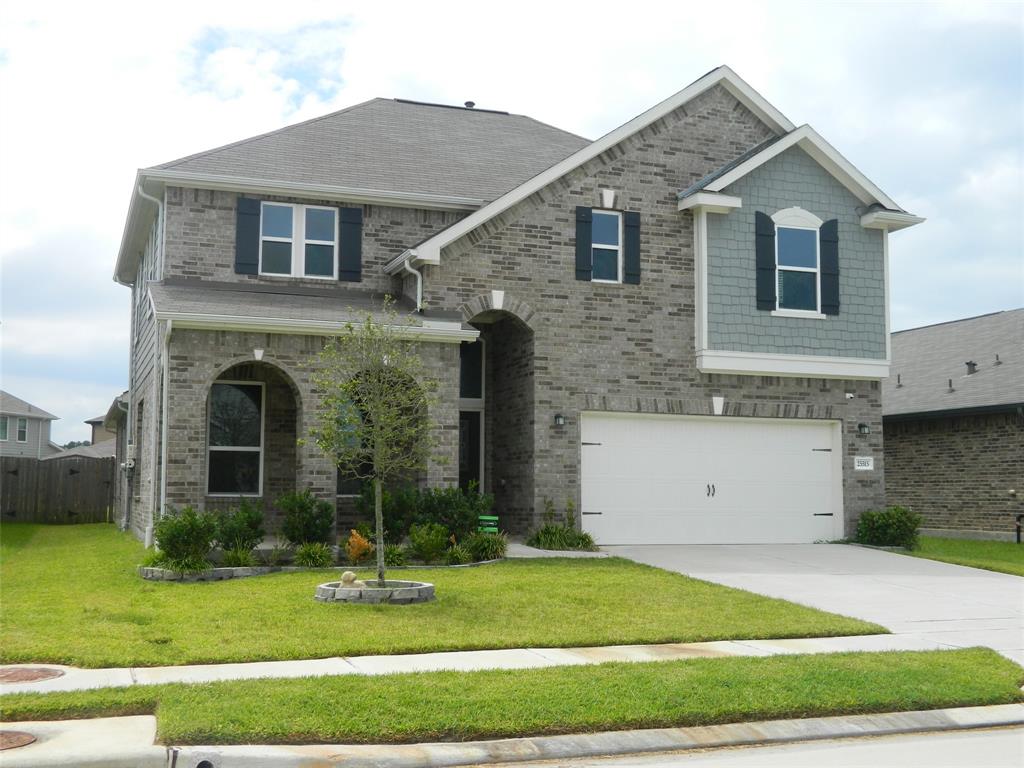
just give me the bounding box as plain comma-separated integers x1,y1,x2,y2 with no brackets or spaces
159,320,172,523
136,184,163,275
402,258,424,313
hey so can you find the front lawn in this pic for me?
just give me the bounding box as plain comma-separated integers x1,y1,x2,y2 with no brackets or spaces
0,524,883,667
908,536,1024,577
1,649,1020,744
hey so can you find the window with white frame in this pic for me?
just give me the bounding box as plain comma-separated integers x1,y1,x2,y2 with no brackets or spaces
207,382,264,495
773,208,822,313
591,210,622,282
260,202,337,279
16,417,27,442
0,416,8,441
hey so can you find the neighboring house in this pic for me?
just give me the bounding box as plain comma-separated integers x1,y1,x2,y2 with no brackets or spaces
883,309,1024,539
113,65,922,545
0,391,61,458
85,415,117,444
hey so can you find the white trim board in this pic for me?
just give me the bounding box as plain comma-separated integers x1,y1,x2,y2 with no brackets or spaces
385,66,795,273
153,309,479,343
698,349,890,380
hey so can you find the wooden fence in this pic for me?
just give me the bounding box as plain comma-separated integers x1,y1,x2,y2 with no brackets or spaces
1,455,116,524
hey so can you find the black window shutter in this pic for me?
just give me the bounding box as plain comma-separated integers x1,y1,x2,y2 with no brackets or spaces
820,218,840,315
339,207,363,282
755,211,776,310
575,206,592,281
234,197,260,275
623,211,641,285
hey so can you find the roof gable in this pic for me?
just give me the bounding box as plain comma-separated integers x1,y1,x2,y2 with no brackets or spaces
0,390,58,420
387,66,796,270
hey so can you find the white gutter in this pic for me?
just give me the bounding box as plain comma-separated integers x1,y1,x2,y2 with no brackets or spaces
153,311,478,343
402,259,424,312
141,169,484,211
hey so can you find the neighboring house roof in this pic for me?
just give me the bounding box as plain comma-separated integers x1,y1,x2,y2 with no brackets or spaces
116,99,590,283
0,391,58,421
148,280,475,341
103,391,129,431
85,415,106,425
883,308,1024,419
43,441,117,460
384,65,799,272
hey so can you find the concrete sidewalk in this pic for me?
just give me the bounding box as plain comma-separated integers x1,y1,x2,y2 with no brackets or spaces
3,705,1022,768
0,632,961,695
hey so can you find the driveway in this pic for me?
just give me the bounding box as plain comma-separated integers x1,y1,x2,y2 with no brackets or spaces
605,544,1024,664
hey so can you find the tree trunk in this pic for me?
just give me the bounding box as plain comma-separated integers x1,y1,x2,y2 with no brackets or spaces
374,477,385,586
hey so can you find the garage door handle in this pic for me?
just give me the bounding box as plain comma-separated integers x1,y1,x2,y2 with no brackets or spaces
812,448,832,452
813,513,833,516
581,442,602,446
581,511,602,515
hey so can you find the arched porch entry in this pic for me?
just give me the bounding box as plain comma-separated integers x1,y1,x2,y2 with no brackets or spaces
205,360,301,532
460,293,536,534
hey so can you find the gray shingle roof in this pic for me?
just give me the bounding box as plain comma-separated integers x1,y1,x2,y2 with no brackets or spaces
152,99,590,203
43,442,117,461
149,280,464,327
677,134,788,198
0,391,58,420
883,309,1024,417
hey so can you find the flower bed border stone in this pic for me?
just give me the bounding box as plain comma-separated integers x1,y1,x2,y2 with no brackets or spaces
137,559,502,582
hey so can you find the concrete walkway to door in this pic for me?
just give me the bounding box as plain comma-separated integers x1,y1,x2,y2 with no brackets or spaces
605,544,1024,665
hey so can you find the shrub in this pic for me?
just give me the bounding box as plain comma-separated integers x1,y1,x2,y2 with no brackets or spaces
526,496,598,551
356,482,495,543
856,505,922,549
259,544,289,567
408,522,450,564
222,546,257,567
345,529,375,565
278,490,334,545
383,543,407,567
445,543,472,565
213,500,265,552
294,541,334,568
465,531,508,562
153,506,216,572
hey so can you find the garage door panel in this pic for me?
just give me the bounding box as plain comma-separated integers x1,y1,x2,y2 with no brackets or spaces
580,413,841,545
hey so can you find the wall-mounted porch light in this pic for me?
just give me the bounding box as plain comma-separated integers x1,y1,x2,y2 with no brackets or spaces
553,413,565,427
857,423,871,435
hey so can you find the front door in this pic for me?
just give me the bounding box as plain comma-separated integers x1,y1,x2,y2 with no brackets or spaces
459,411,482,490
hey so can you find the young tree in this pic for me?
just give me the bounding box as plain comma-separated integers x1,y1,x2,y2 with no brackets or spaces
311,302,437,586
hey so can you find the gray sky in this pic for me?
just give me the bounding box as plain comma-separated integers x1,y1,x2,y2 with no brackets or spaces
1,1,1021,444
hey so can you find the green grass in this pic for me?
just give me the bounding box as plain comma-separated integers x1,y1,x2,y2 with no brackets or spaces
0,523,884,668
1,649,1019,744
908,536,1024,577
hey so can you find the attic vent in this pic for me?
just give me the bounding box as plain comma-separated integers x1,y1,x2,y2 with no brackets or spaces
965,361,978,375
464,101,475,109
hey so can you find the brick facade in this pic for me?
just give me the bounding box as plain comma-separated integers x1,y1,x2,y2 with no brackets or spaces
421,85,885,535
884,411,1024,535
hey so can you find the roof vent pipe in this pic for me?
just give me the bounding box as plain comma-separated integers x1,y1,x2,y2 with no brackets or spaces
965,361,978,375
464,101,475,109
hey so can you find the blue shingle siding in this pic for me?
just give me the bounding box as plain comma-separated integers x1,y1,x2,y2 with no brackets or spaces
706,146,886,359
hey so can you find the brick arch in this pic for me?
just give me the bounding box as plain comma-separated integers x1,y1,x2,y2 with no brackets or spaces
460,290,537,330
203,354,304,405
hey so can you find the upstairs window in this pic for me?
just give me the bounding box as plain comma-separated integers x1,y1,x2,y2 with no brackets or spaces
16,417,27,442
591,210,622,282
776,226,819,312
0,416,7,441
260,203,338,279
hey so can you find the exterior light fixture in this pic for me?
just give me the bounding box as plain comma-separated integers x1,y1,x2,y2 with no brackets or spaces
857,423,871,435
554,413,565,427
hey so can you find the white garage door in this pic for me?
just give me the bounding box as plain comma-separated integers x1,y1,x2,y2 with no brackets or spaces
580,413,843,545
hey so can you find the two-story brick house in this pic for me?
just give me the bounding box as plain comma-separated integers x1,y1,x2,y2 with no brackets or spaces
113,66,921,545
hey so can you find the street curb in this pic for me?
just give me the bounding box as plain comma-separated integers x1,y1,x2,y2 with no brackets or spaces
168,703,1024,768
